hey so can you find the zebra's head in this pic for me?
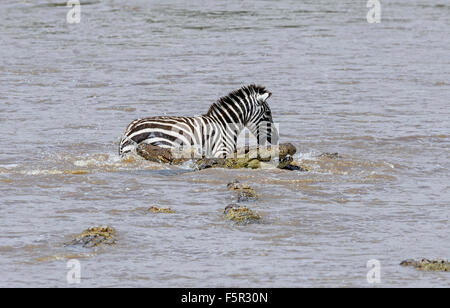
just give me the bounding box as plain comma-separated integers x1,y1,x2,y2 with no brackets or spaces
244,85,278,146
206,84,279,150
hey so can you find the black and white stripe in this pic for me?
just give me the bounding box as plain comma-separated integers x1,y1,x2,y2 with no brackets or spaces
119,84,278,158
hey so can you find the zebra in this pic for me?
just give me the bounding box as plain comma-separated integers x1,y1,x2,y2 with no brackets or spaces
118,84,278,159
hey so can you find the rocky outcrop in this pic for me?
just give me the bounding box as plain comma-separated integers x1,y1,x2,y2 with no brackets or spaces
136,143,175,163
400,259,450,272
224,180,261,224
223,204,261,224
148,206,175,214
135,142,303,171
64,226,117,248
227,180,258,202
318,152,341,159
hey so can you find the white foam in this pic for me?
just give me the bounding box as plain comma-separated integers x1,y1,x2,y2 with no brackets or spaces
0,164,18,169
294,151,317,161
22,169,63,176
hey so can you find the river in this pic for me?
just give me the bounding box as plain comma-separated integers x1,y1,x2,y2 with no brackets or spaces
0,0,449,287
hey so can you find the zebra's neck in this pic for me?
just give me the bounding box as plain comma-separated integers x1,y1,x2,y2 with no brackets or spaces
205,102,249,125
201,88,257,157
201,113,245,157
205,87,255,126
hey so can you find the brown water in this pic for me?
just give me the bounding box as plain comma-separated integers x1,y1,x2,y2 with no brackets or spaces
0,0,449,287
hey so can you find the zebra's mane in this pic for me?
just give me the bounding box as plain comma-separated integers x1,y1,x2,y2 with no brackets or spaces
205,84,268,116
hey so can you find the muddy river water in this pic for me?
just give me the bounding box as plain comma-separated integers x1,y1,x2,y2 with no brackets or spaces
0,0,449,287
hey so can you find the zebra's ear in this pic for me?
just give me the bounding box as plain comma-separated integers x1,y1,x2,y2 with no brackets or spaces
257,92,271,103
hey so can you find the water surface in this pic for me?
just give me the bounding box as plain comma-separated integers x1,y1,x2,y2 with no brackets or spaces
0,0,449,287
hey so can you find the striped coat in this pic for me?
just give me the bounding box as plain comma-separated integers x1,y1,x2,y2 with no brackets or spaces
119,85,278,158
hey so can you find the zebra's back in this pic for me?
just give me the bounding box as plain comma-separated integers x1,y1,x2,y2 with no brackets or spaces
119,116,209,156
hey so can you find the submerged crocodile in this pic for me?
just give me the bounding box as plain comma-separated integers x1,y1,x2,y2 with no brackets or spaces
135,142,305,171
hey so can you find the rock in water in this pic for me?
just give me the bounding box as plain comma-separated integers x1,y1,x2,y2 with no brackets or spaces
148,206,175,214
282,161,310,171
194,157,266,170
318,152,341,159
136,143,174,163
278,142,297,158
277,154,294,169
400,259,450,272
227,180,258,202
65,226,117,248
193,143,301,170
223,204,261,224
135,142,303,171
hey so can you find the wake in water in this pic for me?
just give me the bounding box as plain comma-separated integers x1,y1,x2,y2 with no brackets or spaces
0,153,165,177
0,148,396,185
